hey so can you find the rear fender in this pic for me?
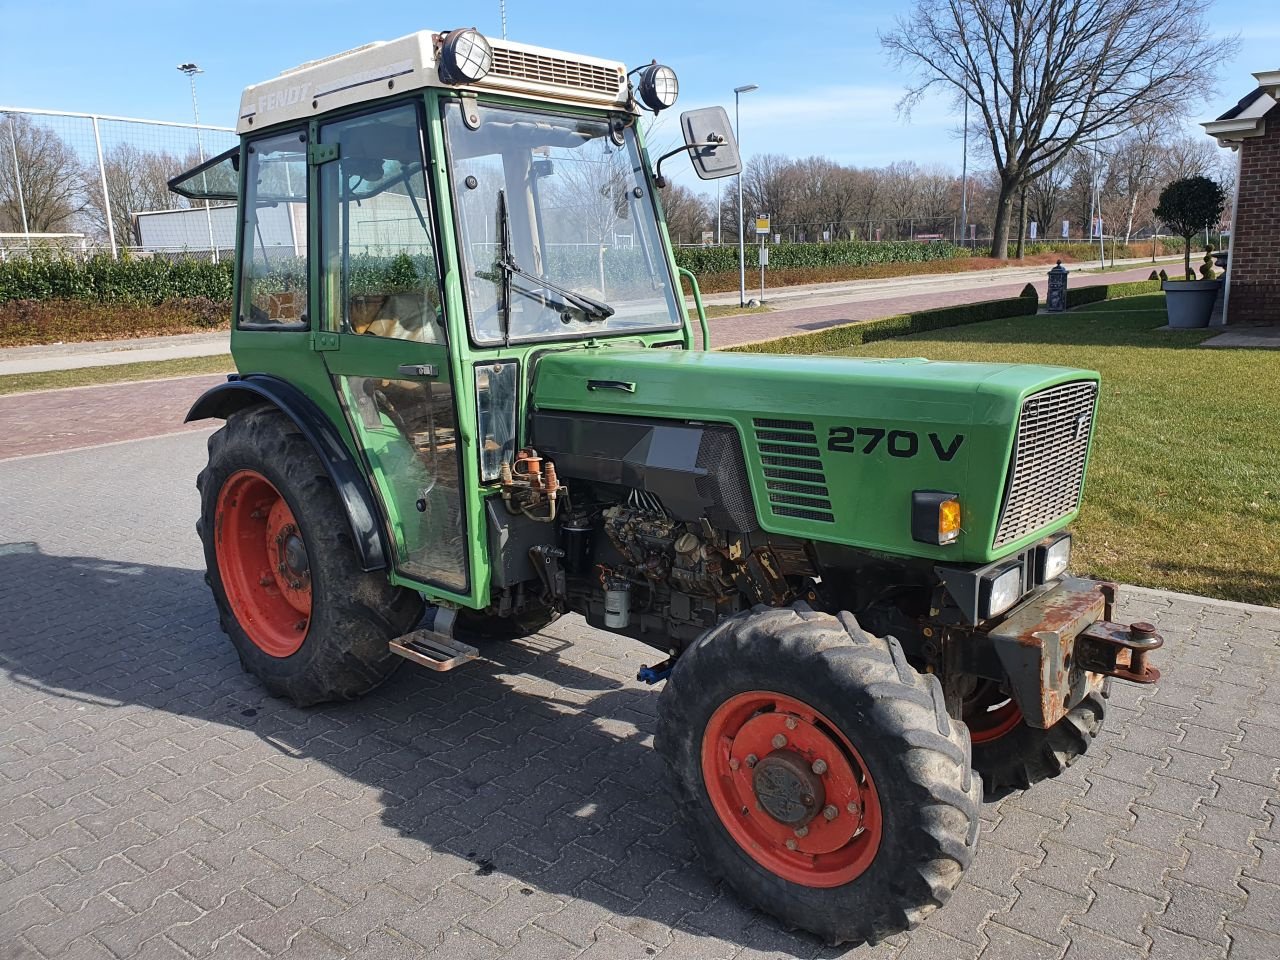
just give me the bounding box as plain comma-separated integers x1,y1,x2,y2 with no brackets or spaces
187,374,388,572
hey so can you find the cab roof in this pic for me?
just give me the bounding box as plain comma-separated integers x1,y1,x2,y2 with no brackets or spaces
237,30,630,135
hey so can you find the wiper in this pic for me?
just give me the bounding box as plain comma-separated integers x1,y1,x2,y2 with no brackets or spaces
484,189,615,326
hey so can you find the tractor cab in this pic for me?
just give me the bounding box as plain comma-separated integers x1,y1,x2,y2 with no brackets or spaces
172,28,739,608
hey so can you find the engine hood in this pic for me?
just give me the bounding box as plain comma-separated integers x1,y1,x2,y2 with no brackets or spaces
530,348,1100,563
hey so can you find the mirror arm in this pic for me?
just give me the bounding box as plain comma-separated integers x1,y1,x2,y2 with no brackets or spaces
653,136,724,188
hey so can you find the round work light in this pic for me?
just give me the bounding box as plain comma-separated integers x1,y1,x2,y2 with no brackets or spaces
638,63,679,112
439,28,493,85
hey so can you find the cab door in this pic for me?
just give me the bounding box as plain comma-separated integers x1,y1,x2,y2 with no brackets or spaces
312,99,471,598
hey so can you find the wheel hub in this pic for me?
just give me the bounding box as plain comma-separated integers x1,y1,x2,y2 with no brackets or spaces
282,530,309,577
701,691,882,888
753,751,825,825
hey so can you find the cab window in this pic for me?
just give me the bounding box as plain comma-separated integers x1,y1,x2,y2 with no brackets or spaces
318,102,444,344
238,130,308,329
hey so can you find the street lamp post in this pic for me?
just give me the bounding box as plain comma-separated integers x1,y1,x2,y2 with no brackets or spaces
734,83,758,307
178,62,218,262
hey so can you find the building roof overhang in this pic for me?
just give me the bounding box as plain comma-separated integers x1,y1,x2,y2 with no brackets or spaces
1203,71,1280,147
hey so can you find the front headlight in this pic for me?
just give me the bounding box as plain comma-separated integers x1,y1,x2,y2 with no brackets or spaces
981,563,1023,619
1036,533,1072,582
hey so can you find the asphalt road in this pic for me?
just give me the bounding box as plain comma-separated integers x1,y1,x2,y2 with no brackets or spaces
2,422,1279,959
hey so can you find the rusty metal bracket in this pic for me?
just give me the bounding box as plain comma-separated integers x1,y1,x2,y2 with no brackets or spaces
1076,620,1163,684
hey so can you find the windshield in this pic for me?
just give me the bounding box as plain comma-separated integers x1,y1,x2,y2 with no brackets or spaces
442,100,681,344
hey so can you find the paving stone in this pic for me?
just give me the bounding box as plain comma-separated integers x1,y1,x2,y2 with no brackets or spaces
1222,921,1280,960
1061,922,1147,960
1143,925,1227,960
1154,879,1235,947
1070,878,1163,948
993,877,1088,946
977,921,1061,960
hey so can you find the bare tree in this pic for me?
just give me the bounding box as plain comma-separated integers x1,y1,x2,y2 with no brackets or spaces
882,0,1237,259
1099,116,1169,242
659,182,710,245
742,154,797,238
81,143,195,244
0,113,87,234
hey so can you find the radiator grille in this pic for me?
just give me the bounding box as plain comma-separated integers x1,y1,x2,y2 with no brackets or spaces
489,46,624,97
993,381,1098,548
752,418,834,523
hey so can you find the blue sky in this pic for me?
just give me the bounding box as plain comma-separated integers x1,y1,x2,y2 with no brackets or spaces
2,0,1273,182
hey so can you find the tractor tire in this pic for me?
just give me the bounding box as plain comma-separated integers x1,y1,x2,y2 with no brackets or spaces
656,603,981,945
965,680,1109,799
197,405,423,706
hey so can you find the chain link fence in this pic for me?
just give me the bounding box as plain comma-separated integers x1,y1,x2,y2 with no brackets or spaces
0,107,236,261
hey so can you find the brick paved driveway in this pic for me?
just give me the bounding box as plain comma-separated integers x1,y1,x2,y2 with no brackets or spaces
2,431,1279,960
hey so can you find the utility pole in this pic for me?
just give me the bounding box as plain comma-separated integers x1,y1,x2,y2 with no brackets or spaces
734,83,758,307
178,62,218,262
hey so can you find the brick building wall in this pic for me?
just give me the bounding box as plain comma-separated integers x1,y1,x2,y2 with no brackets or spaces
1230,101,1280,323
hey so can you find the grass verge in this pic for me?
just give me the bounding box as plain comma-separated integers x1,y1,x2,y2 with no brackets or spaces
0,354,234,396
825,293,1279,606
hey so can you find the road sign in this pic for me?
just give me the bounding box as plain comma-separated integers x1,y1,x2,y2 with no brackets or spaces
755,215,770,235
1062,220,1070,239
1029,221,1038,240
759,247,769,267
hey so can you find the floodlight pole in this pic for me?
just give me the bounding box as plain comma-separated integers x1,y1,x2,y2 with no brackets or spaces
5,115,30,244
959,84,968,247
734,83,758,307
179,62,218,262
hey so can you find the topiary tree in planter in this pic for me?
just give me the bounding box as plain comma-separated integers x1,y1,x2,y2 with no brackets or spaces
1153,176,1226,280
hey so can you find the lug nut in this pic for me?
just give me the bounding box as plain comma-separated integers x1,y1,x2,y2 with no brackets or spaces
812,759,828,775
785,838,797,850
745,754,758,768
729,758,740,771
847,802,859,815
771,734,787,749
823,805,838,821
784,716,798,730
794,825,809,838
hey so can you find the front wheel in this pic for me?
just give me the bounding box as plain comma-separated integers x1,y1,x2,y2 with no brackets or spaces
197,405,423,706
656,604,981,945
965,679,1109,799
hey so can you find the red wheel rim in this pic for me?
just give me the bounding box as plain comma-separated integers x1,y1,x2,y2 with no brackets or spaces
214,469,311,658
700,691,882,888
964,684,1023,744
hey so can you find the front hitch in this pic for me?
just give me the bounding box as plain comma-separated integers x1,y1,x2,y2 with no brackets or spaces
985,577,1163,729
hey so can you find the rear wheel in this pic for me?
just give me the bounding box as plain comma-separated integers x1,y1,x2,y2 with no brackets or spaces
198,405,423,706
656,604,981,945
964,679,1109,799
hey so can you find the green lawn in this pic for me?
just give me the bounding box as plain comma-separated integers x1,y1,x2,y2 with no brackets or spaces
0,354,234,396
830,294,1280,606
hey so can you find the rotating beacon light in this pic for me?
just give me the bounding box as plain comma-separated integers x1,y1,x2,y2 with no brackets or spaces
438,28,493,85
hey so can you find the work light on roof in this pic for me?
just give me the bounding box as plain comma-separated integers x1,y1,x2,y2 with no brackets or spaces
439,28,493,85
638,63,679,112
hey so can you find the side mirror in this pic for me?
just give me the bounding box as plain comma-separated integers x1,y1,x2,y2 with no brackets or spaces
680,107,741,180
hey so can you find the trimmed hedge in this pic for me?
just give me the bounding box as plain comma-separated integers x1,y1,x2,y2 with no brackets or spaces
1063,278,1162,308
675,239,965,275
728,294,1038,355
0,254,233,304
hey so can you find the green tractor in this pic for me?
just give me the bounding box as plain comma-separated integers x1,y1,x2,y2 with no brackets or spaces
172,27,1162,945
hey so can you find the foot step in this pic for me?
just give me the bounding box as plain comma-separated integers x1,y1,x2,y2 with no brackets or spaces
389,629,479,672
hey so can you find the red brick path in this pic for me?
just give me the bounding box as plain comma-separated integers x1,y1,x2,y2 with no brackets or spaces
0,375,225,461
709,264,1162,347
